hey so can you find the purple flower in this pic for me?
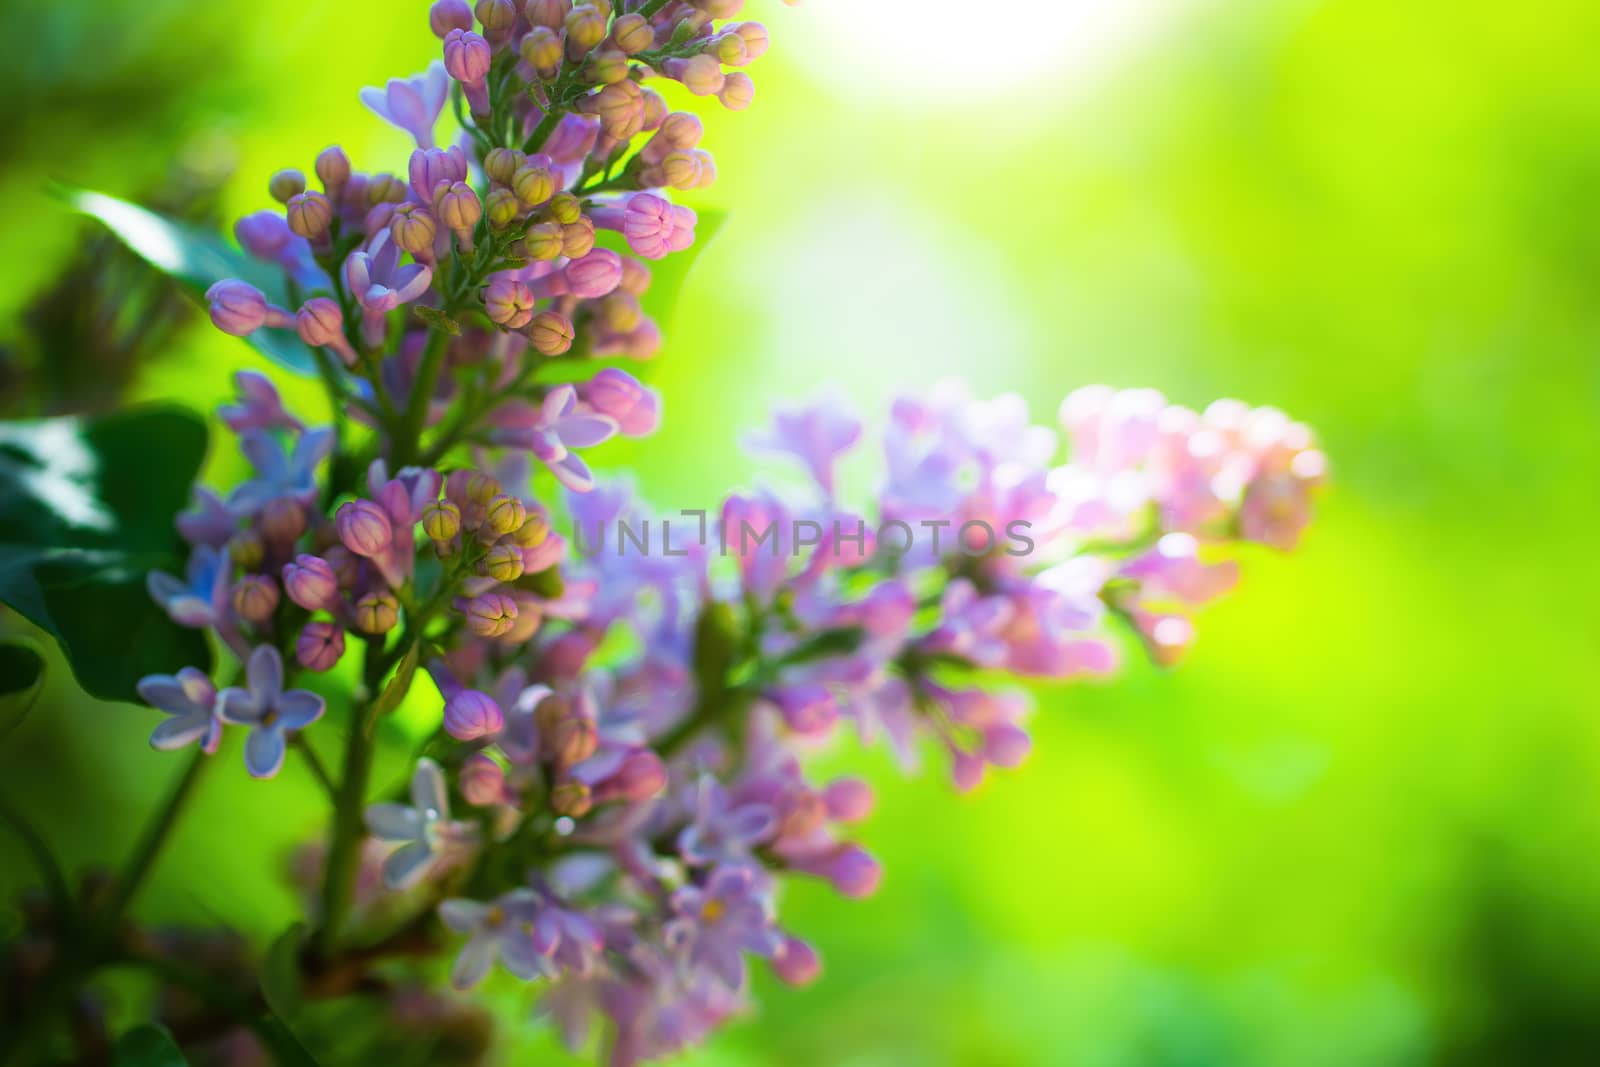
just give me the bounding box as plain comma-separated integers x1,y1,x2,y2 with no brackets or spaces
365,757,474,888
227,427,335,517
439,890,547,988
747,397,862,499
582,368,660,438
136,667,222,753
408,145,468,204
489,385,617,493
589,194,696,260
678,778,776,867
344,230,434,346
147,545,230,628
205,280,292,337
359,61,449,148
282,554,341,611
176,487,235,548
216,646,326,778
665,866,782,989
444,689,503,741
218,370,303,434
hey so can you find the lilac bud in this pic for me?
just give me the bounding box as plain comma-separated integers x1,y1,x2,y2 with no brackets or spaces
512,514,551,548
296,622,346,672
707,33,750,67
612,13,654,54
354,590,400,634
565,248,622,299
323,546,359,586
825,845,882,898
561,217,596,258
564,4,606,51
421,500,462,545
231,575,280,623
771,684,838,736
482,147,525,185
822,778,874,822
519,221,565,261
982,724,1031,768
719,71,755,112
367,172,408,204
259,498,307,544
584,368,659,436
618,256,651,294
528,311,575,355
666,54,725,97
228,529,265,571
283,555,340,611
409,145,468,204
483,542,525,582
589,50,631,85
205,280,270,336
550,779,593,817
485,188,521,230
483,277,536,328
606,750,666,802
597,292,642,332
474,0,517,34
445,689,504,741
286,191,333,238
461,592,517,637
315,146,352,193
511,164,556,208
269,168,307,203
390,204,438,257
236,211,293,259
772,936,821,987
434,181,482,232
550,714,599,767
731,21,770,61
336,500,394,557
525,0,571,29
546,192,583,225
460,753,506,805
520,26,563,75
483,494,527,536
443,28,492,85
429,0,473,37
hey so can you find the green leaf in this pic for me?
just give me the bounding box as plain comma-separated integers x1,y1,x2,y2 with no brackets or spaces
260,922,308,1020
0,408,212,702
0,637,45,739
692,601,740,699
412,304,462,335
113,1024,189,1067
367,640,421,732
776,625,867,667
64,188,318,376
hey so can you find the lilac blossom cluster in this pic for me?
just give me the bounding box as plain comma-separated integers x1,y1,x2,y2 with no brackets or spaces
125,1,1324,1063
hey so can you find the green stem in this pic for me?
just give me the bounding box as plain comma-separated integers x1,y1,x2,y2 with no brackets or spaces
393,328,451,467
316,668,380,957
638,0,671,17
103,748,208,925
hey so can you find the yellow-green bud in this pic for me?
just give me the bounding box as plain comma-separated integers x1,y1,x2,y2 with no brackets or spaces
483,147,525,186
520,26,563,75
588,50,631,85
367,173,407,205
511,164,556,208
550,780,592,817
512,514,551,548
484,494,527,537
545,191,583,225
421,500,462,544
519,221,565,261
228,530,264,571
269,168,306,203
354,591,400,634
483,542,525,583
612,12,654,55
565,4,606,52
485,187,521,230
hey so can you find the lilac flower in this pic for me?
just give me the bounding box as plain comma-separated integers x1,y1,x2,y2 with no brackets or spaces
677,778,777,867
365,757,474,888
218,370,303,433
359,61,449,148
438,890,547,988
488,385,617,492
136,667,222,754
175,487,235,548
147,545,230,628
665,866,782,989
216,646,326,778
747,397,862,499
344,230,434,346
227,427,335,517
588,193,697,260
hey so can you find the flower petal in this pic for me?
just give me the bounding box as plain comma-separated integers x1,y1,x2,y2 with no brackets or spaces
365,803,423,841
382,841,434,889
276,689,325,730
246,645,283,703
244,726,287,778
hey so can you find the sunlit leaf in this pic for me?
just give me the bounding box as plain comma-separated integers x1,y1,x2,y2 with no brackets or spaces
65,188,319,376
0,408,211,702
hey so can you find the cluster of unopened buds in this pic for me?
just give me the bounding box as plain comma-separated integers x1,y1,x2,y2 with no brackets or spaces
126,1,1323,1063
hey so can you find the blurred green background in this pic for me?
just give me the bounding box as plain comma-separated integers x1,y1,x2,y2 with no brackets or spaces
5,0,1600,1063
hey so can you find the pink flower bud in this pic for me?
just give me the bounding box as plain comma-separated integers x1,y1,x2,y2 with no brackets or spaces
460,754,506,805
612,12,654,54
258,497,307,545
390,204,438,257
445,690,504,740
550,779,593,817
565,248,622,299
296,297,357,367
435,181,482,233
315,146,352,192
443,28,492,85
584,368,659,436
825,845,882,898
666,54,725,97
550,714,599,766
336,499,394,557
607,750,667,802
296,622,346,672
282,554,340,611
484,277,536,329
561,217,596,259
771,936,821,987
528,311,575,356
719,72,755,112
822,777,874,822
524,0,570,29
982,724,1031,768
731,22,770,61
771,684,838,737
460,592,518,637
286,191,333,238
205,280,270,336
430,0,473,38
231,575,280,623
